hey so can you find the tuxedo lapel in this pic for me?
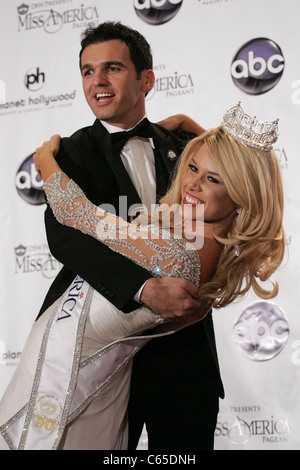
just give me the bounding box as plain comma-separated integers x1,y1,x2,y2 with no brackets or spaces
90,120,183,212
91,120,142,213
152,125,182,173
151,125,182,201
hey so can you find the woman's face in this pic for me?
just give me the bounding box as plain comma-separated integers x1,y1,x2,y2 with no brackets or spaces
180,143,236,224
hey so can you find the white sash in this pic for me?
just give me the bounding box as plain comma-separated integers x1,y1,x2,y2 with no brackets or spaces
18,276,91,450
1,276,206,450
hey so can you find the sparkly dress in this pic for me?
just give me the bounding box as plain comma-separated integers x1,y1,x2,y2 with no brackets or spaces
0,172,206,451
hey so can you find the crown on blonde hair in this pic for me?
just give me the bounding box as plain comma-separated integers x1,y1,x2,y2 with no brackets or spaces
221,102,279,151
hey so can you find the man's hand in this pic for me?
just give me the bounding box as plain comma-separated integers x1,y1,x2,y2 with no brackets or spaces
140,277,201,321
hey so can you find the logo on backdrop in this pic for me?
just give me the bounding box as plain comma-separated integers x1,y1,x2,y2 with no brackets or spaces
14,243,61,278
24,67,45,91
17,2,100,33
0,80,6,103
0,340,22,366
274,147,288,171
15,154,44,205
291,80,300,104
146,65,194,100
231,38,285,95
216,412,291,446
0,65,76,117
232,301,289,361
133,0,183,25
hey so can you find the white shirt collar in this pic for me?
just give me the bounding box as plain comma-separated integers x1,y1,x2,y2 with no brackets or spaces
100,115,148,134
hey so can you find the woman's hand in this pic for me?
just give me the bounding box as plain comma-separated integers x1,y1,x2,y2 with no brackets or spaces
33,134,62,182
157,114,206,135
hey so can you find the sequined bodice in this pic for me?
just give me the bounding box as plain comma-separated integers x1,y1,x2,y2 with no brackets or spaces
44,172,201,286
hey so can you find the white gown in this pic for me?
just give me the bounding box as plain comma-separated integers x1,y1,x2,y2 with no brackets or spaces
0,173,206,451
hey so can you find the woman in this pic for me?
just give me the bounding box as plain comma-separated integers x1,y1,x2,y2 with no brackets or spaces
0,104,285,450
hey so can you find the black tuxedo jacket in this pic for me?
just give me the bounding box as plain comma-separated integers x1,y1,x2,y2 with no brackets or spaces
38,118,224,398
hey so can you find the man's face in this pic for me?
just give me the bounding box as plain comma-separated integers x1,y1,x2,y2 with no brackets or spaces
80,39,154,128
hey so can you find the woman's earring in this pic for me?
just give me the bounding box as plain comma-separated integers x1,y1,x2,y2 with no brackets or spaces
236,206,241,215
234,244,240,257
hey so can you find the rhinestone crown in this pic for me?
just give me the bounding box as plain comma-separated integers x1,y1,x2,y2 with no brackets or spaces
221,102,279,151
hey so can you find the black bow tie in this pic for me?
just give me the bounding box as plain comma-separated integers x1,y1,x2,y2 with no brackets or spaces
111,118,153,153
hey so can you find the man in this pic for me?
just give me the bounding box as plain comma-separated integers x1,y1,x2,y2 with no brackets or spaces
38,22,224,450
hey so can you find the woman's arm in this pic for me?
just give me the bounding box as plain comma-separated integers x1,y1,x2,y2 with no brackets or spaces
35,135,153,314
34,137,200,286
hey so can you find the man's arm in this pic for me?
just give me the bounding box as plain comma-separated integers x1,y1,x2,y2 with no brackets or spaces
157,114,205,135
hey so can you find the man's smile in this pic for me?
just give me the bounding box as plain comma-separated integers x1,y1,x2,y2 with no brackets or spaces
96,92,115,102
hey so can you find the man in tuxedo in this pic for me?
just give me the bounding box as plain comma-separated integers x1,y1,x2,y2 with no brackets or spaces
38,22,224,450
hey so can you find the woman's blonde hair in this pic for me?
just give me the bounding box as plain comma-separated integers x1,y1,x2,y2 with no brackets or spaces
160,127,285,308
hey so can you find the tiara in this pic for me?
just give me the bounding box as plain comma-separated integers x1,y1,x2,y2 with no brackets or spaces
221,102,279,151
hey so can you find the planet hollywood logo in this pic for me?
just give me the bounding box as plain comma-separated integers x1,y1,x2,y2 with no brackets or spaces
14,243,62,279
24,67,45,92
0,90,77,115
232,301,289,361
17,3,99,33
15,154,44,205
134,0,183,25
0,80,6,103
231,38,285,95
0,340,22,366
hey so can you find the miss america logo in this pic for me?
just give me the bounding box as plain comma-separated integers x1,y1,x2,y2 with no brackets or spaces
17,3,100,33
14,244,61,279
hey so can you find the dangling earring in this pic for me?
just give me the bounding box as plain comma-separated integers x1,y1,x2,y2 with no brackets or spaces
234,244,240,257
236,206,241,215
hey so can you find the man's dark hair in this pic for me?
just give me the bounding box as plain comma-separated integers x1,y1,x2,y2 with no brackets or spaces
79,22,153,78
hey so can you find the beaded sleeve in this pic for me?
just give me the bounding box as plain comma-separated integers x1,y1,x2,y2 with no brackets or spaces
44,172,200,285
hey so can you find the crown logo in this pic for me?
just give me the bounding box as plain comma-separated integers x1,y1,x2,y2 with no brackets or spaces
14,244,27,256
40,399,57,415
17,3,29,15
221,102,279,151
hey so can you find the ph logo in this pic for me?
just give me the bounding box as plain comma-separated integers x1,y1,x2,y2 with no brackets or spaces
134,0,183,25
24,67,45,91
231,38,284,95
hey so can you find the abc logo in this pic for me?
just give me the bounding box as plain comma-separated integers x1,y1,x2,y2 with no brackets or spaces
231,38,284,95
15,154,45,205
232,301,289,361
133,0,183,25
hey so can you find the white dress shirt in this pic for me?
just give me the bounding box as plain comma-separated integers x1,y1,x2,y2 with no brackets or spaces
101,118,156,212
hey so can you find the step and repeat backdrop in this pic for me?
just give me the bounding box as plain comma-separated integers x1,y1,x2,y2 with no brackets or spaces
1,0,300,450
